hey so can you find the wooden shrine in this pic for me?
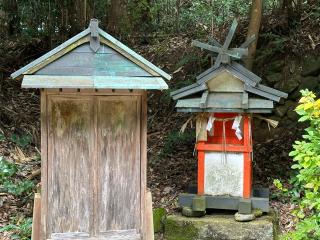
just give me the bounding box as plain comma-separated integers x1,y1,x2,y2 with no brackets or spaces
11,19,170,240
171,19,287,216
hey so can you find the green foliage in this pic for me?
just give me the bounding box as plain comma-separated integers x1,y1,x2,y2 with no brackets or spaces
256,33,289,62
275,90,320,239
10,133,32,149
0,133,5,141
0,217,32,240
161,130,195,157
0,157,34,197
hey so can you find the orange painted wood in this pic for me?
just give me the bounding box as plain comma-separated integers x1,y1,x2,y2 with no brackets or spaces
243,152,252,198
243,115,252,198
197,142,252,152
198,149,205,195
207,113,244,145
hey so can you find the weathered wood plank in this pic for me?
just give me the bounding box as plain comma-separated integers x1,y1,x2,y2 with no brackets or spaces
196,66,217,80
11,28,91,79
98,31,171,80
225,66,257,87
197,67,225,85
255,84,288,98
200,90,209,108
40,90,48,240
145,191,154,240
97,96,141,232
22,75,168,90
172,84,207,100
51,230,141,239
72,43,117,54
240,34,256,48
36,52,151,68
244,85,281,102
231,62,261,83
140,92,147,239
206,70,244,93
32,193,41,240
242,92,249,109
177,108,273,113
170,83,199,97
47,96,94,236
176,93,274,110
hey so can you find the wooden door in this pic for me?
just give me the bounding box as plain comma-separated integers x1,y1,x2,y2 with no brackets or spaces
96,96,141,233
45,94,142,240
47,96,94,236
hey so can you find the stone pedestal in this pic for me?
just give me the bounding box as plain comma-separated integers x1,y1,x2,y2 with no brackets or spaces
164,211,279,240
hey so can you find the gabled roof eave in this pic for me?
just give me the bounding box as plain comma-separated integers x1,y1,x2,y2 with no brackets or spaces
11,28,91,79
11,27,172,81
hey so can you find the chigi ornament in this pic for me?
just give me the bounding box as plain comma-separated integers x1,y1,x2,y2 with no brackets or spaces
171,19,287,217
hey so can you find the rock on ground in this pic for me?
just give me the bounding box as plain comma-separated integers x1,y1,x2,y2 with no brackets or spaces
164,211,279,240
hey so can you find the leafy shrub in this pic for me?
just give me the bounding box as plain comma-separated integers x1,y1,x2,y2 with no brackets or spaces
0,157,34,197
10,133,32,149
0,217,32,240
161,130,195,157
276,90,320,239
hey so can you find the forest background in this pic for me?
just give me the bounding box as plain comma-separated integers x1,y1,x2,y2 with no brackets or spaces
0,0,320,239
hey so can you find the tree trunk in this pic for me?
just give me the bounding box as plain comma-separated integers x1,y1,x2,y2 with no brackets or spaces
175,0,181,32
107,0,123,34
1,0,20,36
0,0,6,37
244,0,262,70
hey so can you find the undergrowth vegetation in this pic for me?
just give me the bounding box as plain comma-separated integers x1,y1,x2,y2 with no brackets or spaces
275,90,320,240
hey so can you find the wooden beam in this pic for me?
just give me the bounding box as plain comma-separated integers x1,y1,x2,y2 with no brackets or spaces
223,19,238,50
192,40,221,53
240,34,256,48
225,66,257,87
242,92,249,109
11,28,91,79
208,36,222,47
145,191,154,240
197,67,225,85
244,85,281,102
172,84,207,100
51,230,141,239
32,193,41,240
255,84,288,98
170,83,199,97
196,66,217,80
231,62,261,83
200,90,209,108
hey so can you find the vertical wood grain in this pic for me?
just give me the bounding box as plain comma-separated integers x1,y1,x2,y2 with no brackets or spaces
32,193,41,240
145,191,154,240
97,95,141,233
140,91,147,239
47,96,94,237
40,90,48,240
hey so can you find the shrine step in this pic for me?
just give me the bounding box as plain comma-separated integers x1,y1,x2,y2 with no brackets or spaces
163,211,279,240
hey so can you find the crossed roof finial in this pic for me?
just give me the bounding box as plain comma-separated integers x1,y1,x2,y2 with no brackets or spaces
192,19,256,68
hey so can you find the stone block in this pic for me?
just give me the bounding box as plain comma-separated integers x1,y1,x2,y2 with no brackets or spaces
164,211,279,240
238,198,252,214
192,196,206,212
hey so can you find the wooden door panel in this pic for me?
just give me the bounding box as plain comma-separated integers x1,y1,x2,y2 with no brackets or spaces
47,96,94,236
97,96,141,232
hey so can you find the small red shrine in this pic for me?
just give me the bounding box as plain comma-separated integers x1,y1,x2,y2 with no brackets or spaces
171,19,287,215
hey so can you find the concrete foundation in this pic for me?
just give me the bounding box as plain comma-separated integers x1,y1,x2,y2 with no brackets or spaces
163,211,279,240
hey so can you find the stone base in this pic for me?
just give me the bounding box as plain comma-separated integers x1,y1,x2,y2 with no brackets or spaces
164,211,279,240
